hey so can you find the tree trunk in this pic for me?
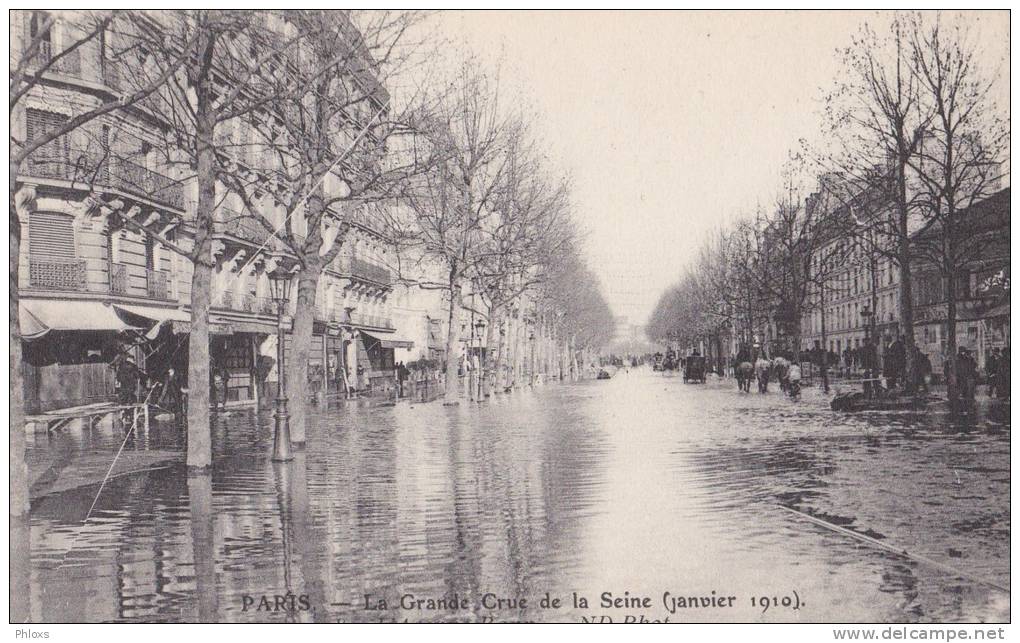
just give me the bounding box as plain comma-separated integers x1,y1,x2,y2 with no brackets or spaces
493,313,506,394
570,336,578,381
564,339,571,379
288,265,320,444
791,317,802,363
443,275,462,403
896,159,918,394
10,175,31,625
187,471,218,621
482,303,499,399
10,165,29,518
945,296,959,405
187,99,216,469
714,331,723,375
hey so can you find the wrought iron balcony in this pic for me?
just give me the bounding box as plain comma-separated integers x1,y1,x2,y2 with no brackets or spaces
239,293,258,313
110,262,128,295
20,154,186,211
258,296,276,314
29,258,86,291
146,269,171,300
339,256,392,286
350,312,394,330
212,290,275,315
214,208,273,246
215,290,235,310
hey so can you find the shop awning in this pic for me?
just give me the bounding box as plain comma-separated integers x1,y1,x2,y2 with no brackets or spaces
113,303,192,324
113,304,192,339
361,329,414,350
20,300,140,340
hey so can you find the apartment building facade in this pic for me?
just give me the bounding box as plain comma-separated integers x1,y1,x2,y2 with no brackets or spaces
14,10,408,412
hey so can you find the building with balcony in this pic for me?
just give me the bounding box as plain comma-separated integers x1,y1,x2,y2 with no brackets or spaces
13,10,406,411
12,11,197,411
799,182,909,368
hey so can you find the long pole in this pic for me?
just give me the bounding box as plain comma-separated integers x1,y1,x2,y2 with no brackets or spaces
778,504,1008,593
273,303,293,462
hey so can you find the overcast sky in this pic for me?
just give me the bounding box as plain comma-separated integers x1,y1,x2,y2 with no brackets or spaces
434,10,1009,327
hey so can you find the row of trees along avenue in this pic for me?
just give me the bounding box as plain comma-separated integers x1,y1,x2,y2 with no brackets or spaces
647,12,1007,401
10,11,615,517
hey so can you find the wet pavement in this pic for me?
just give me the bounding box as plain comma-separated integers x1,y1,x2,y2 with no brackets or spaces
17,368,1010,623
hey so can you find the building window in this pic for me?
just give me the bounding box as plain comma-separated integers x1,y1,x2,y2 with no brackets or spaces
28,11,52,53
28,211,82,290
25,108,70,173
29,211,75,259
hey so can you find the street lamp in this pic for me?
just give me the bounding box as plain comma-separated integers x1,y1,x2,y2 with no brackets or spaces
268,266,293,462
474,318,486,346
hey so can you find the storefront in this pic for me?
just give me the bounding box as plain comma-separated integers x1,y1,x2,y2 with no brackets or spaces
20,299,143,413
358,330,414,395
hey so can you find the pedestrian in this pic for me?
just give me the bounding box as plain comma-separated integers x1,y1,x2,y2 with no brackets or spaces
995,347,1009,399
211,362,229,412
957,347,977,400
158,367,183,424
985,348,1000,397
397,361,409,397
112,354,142,426
915,346,931,393
886,335,905,390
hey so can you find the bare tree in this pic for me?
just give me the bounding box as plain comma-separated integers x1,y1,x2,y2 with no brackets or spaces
819,12,930,393
81,10,308,468
474,135,575,396
541,242,615,377
906,14,1008,404
396,65,512,404
221,10,433,440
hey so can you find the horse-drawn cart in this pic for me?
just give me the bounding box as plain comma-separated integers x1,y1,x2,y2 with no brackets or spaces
683,355,707,383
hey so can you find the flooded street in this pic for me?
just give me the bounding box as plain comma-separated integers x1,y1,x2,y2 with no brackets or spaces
21,369,1010,623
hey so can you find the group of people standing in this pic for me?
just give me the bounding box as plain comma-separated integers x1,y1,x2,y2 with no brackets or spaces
111,353,186,425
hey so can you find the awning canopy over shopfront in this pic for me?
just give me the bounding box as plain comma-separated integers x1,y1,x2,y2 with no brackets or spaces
113,304,192,324
361,330,414,350
114,305,272,337
112,304,193,340
20,300,141,340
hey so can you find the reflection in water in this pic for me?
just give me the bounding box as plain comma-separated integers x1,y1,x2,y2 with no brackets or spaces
11,516,31,623
188,471,218,622
24,370,1009,623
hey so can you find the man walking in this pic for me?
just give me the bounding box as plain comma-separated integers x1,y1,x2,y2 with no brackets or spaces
986,348,1000,398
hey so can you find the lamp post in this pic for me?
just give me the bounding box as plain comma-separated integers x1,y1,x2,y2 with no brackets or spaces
343,306,357,397
269,267,293,462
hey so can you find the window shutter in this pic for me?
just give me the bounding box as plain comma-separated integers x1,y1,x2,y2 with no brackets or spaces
29,212,75,259
26,108,69,172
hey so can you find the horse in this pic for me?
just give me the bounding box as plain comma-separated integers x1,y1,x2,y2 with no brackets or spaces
735,361,754,393
755,357,772,393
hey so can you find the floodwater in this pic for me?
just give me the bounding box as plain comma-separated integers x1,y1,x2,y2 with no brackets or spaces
18,368,1010,623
